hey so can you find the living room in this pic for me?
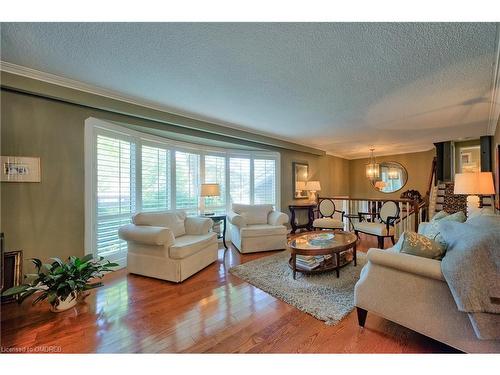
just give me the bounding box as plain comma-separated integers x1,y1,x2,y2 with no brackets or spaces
1,1,499,373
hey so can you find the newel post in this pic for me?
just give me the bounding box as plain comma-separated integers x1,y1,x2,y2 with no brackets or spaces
413,200,419,232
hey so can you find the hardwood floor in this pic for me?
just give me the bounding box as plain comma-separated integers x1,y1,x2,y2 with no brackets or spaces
0,234,457,353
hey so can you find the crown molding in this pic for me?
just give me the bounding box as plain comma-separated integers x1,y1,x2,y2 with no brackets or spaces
0,61,326,156
487,24,500,136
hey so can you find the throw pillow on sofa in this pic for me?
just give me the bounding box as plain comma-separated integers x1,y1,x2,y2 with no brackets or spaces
399,231,446,260
420,211,466,249
431,210,449,221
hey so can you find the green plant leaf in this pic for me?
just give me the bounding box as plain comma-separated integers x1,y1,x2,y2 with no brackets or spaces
83,282,103,290
81,254,94,264
1,284,29,297
31,292,48,306
17,289,37,304
31,258,42,272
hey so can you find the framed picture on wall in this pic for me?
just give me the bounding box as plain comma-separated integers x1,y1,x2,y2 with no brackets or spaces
293,162,309,199
0,156,41,182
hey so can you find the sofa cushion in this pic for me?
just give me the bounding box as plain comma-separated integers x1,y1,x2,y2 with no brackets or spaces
354,221,394,236
420,211,466,249
240,224,287,238
169,233,217,259
313,217,344,229
133,211,187,237
399,231,446,260
232,204,273,225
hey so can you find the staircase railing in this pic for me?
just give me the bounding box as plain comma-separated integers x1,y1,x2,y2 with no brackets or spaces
323,197,420,239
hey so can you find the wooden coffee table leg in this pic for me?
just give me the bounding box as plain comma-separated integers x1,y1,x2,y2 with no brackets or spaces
336,252,340,278
353,243,357,266
292,253,297,280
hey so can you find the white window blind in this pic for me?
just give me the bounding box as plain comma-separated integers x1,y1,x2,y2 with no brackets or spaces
229,157,250,204
253,159,276,205
96,134,135,263
142,145,170,211
204,155,226,211
175,151,200,214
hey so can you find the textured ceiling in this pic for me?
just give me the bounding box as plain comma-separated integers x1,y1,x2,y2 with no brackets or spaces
1,22,499,158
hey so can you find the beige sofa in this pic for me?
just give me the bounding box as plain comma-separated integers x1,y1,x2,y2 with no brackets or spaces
118,211,217,283
228,204,288,253
354,224,500,353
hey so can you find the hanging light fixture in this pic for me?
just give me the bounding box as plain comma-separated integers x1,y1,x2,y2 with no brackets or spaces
365,148,380,180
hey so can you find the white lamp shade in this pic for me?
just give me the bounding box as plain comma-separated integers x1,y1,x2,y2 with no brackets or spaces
454,172,495,195
305,180,321,191
200,183,220,197
295,181,306,190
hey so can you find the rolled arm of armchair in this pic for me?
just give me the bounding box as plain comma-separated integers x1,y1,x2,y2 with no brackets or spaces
118,224,175,247
227,210,246,228
184,217,213,235
366,248,444,281
268,210,289,226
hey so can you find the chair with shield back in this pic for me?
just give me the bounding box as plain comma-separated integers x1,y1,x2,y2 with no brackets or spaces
312,197,345,231
353,201,400,249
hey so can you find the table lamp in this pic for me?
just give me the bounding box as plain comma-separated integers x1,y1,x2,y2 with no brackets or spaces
200,183,220,216
454,172,495,217
374,180,386,191
304,180,321,203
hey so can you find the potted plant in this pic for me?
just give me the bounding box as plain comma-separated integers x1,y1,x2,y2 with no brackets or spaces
1,254,118,312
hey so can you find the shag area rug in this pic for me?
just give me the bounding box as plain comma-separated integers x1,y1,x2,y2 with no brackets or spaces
229,251,367,325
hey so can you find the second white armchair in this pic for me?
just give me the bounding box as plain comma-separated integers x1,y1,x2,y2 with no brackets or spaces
227,203,289,253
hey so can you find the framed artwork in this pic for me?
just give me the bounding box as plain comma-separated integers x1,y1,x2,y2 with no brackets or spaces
1,156,41,182
293,162,309,199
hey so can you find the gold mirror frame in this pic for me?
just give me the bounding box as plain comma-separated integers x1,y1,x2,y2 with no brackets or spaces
293,162,309,199
370,161,408,194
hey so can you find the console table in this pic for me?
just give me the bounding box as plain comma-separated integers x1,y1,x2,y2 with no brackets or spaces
288,204,317,234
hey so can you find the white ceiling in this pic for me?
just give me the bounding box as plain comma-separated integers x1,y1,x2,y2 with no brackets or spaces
1,22,499,158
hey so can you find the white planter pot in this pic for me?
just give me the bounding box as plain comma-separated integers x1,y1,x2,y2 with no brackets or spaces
50,291,78,312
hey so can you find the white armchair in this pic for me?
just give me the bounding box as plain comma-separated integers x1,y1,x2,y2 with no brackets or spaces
228,203,289,253
118,210,218,283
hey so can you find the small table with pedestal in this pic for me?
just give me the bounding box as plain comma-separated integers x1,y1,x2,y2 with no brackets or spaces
202,214,227,250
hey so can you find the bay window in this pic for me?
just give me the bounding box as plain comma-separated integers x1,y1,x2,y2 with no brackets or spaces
175,151,200,215
85,118,280,267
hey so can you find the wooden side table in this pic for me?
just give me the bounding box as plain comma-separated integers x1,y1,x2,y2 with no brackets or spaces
288,204,317,234
203,214,227,249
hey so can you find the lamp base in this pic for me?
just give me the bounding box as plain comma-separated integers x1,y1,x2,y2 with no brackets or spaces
466,195,480,218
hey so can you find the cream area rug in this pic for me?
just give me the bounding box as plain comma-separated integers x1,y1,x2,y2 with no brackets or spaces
229,250,367,325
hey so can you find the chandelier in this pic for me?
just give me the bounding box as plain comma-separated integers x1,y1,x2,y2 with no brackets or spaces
365,148,380,180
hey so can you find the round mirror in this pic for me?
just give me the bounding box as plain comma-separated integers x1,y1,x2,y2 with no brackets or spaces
370,162,408,193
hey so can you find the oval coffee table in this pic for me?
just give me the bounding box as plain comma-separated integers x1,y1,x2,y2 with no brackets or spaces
288,230,357,279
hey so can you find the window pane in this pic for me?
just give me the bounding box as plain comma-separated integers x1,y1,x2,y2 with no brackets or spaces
175,151,200,214
204,155,226,210
229,157,250,204
96,135,135,258
253,159,276,205
142,145,170,211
